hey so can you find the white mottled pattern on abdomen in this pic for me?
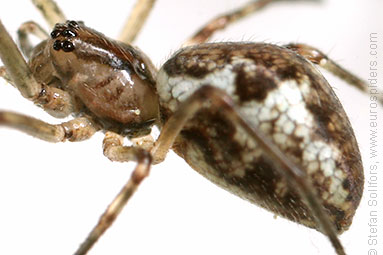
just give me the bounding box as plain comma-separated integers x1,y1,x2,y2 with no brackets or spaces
157,59,351,210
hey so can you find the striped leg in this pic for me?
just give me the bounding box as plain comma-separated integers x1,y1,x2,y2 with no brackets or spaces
183,0,322,47
183,0,273,47
0,111,97,142
285,43,382,104
74,131,152,255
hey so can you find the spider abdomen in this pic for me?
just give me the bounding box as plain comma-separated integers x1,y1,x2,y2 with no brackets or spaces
156,42,364,233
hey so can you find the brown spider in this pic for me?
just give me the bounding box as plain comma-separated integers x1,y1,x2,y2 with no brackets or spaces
0,0,378,255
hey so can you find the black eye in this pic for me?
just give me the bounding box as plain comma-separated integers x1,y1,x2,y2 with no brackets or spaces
67,20,79,28
50,30,61,39
62,29,77,38
53,23,65,30
62,41,75,52
134,62,147,79
53,40,62,50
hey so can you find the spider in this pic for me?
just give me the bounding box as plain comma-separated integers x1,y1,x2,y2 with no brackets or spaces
0,0,376,255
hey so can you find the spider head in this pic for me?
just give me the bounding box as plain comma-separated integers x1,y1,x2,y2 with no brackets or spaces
47,21,159,131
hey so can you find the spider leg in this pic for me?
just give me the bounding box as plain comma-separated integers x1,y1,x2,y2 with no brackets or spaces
182,0,322,47
285,43,382,104
74,131,152,255
31,0,66,28
0,20,75,118
0,20,41,99
0,21,48,83
183,0,273,46
0,111,98,142
0,66,12,85
118,0,157,44
17,21,49,58
151,85,345,255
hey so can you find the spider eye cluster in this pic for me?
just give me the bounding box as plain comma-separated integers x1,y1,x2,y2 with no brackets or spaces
52,39,75,52
50,20,79,52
